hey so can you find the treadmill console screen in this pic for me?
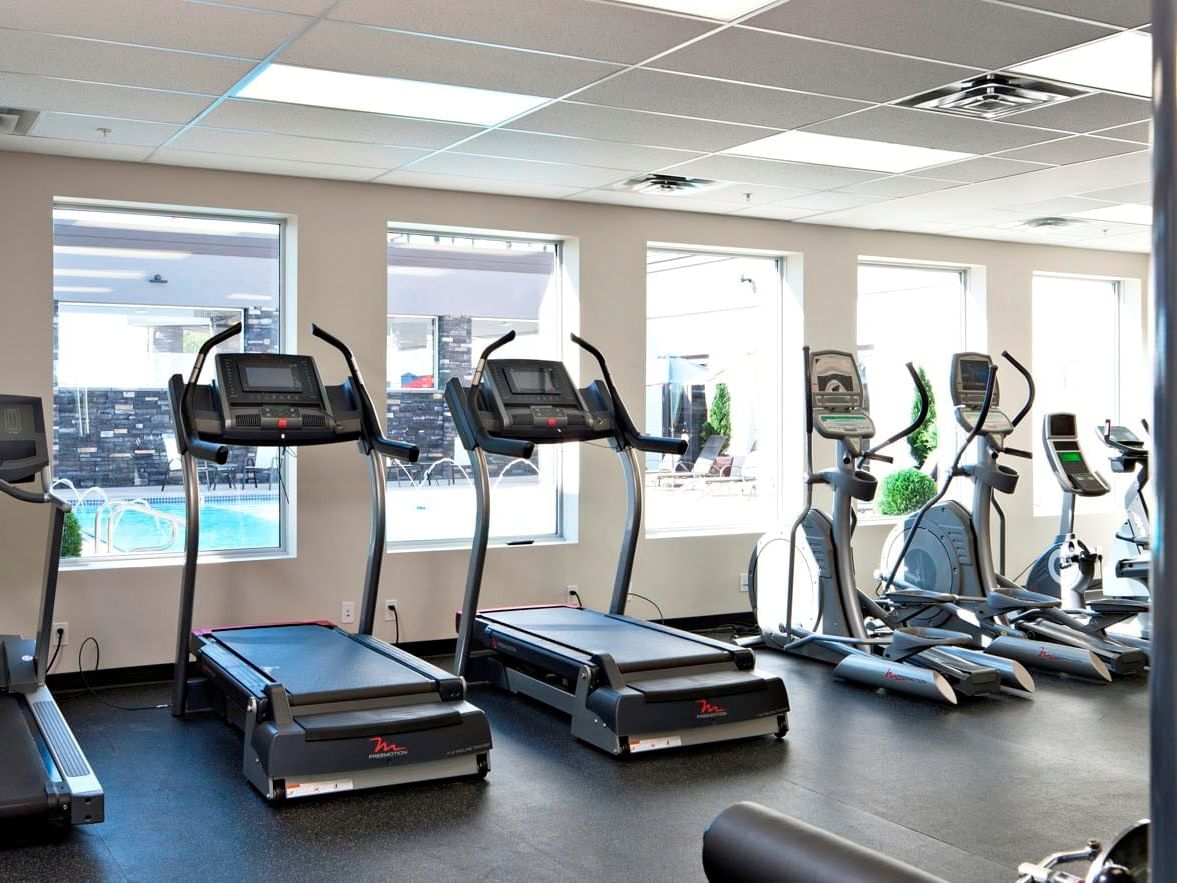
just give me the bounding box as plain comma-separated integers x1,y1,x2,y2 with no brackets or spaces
214,353,333,435
481,358,605,439
0,395,47,483
241,363,304,393
809,351,874,440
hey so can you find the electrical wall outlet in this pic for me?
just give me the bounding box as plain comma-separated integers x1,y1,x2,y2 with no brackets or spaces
341,601,355,624
384,599,398,622
565,585,578,605
739,573,749,593
53,622,69,646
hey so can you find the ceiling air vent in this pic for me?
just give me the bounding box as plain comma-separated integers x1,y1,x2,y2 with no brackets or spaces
619,174,717,195
1021,216,1086,230
898,74,1089,119
0,107,40,136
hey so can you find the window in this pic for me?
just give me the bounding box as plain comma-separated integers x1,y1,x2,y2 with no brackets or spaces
386,230,562,546
52,207,285,562
645,248,786,535
856,262,969,515
1031,273,1143,514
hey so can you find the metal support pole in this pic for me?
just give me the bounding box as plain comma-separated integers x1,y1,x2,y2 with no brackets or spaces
1151,1,1177,877
171,453,201,716
454,447,491,678
610,447,643,615
358,449,387,637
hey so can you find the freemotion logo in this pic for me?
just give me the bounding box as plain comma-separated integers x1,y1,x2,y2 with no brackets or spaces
368,736,409,760
696,699,727,719
884,668,916,683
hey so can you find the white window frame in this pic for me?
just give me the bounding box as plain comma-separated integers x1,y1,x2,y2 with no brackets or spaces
52,202,292,570
385,226,570,553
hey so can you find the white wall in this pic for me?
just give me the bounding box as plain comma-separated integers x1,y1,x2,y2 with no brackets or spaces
0,151,1150,672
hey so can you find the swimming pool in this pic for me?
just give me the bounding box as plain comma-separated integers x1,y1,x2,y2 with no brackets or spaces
73,495,281,556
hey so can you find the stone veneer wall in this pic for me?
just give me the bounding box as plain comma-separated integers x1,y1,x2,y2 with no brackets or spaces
52,306,276,488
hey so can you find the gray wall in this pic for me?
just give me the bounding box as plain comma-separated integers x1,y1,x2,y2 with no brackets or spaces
0,150,1150,672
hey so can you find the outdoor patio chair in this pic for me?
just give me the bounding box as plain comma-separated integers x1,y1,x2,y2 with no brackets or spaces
243,447,281,490
654,434,725,488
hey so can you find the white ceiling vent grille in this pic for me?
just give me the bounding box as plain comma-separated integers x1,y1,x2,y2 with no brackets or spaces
898,74,1089,119
618,173,719,195
0,107,40,135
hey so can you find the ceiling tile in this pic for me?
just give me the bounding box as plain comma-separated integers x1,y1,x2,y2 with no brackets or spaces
771,191,887,211
997,135,1144,165
1079,182,1151,203
805,106,1058,153
211,0,335,13
745,0,1112,69
1096,121,1151,144
994,0,1150,27
29,113,181,147
653,28,979,102
998,195,1116,215
409,152,631,188
198,98,477,148
0,72,212,124
566,189,743,215
0,0,308,59
457,129,700,172
150,148,384,180
1002,93,1151,134
0,132,153,161
0,30,253,94
280,21,619,96
508,102,771,152
375,169,583,200
920,156,1056,181
328,0,713,64
173,127,428,168
549,68,868,129
665,154,880,189
729,204,822,221
705,183,818,205
838,176,961,197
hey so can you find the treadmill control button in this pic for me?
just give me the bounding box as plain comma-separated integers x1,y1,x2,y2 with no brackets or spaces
278,417,288,429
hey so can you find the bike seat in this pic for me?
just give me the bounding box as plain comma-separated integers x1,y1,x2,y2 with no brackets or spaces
886,587,958,605
987,588,1060,612
1116,557,1150,581
1089,598,1150,615
887,627,971,659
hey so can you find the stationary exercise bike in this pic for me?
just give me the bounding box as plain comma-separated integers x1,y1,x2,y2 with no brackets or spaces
1024,413,1149,655
879,352,1146,680
748,348,1013,704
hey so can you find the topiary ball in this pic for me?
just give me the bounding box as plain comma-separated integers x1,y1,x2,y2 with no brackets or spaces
877,468,937,516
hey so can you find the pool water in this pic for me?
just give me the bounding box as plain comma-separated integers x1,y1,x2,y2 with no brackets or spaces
76,498,280,555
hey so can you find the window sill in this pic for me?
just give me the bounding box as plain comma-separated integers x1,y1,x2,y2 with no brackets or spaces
854,512,907,527
645,525,765,541
385,534,570,554
59,547,294,572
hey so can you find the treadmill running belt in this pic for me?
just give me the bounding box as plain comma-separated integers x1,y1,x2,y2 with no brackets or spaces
479,607,731,672
0,695,52,819
211,624,435,705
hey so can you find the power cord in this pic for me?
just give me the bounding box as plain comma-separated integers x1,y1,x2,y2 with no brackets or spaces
627,592,665,622
77,636,167,712
567,589,585,608
390,606,400,645
47,627,65,672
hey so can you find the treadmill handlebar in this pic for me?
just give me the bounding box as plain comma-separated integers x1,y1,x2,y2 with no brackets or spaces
179,322,242,463
571,333,686,456
312,323,419,463
187,438,230,465
0,477,72,510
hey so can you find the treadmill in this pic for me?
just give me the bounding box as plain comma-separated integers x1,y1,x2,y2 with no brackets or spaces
446,332,790,755
0,394,103,825
169,323,491,800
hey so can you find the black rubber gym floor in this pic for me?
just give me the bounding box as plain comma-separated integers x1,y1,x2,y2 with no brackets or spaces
0,647,1148,882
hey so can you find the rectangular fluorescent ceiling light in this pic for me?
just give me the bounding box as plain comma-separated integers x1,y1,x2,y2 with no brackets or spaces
722,131,974,173
615,0,773,20
54,268,143,279
237,63,549,126
1068,203,1152,225
1010,31,1151,97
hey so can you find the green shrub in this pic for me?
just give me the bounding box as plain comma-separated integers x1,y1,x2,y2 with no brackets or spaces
60,511,83,558
878,468,937,516
700,383,732,453
907,365,938,468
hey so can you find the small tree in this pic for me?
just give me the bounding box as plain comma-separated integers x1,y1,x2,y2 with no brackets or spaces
907,366,938,468
700,383,732,453
60,511,83,558
878,468,937,516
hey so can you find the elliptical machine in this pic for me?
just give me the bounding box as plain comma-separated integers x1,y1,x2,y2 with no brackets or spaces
879,352,1146,680
749,348,1014,704
1095,420,1151,600
1024,413,1149,653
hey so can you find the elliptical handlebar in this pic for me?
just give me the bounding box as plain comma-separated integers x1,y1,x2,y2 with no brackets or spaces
312,324,419,463
859,361,930,467
571,333,686,456
1001,350,1035,428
